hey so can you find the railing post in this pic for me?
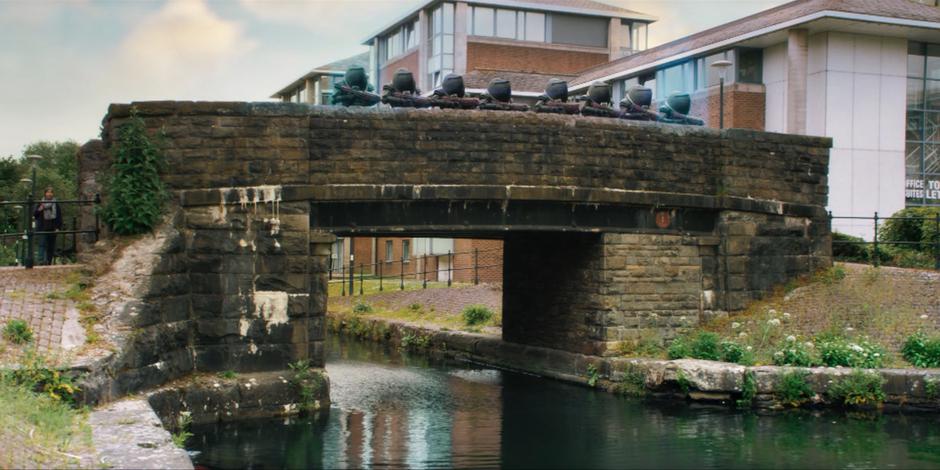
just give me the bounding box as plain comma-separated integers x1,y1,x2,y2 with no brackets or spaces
935,213,939,271
423,254,428,289
873,212,879,268
378,261,383,291
447,250,453,287
71,217,77,257
400,253,405,290
341,262,346,297
474,248,479,285
359,263,364,296
348,259,354,297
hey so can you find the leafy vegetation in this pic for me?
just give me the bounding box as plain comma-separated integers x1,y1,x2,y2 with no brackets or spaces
352,301,373,314
171,412,193,448
217,370,238,380
288,359,327,414
777,370,814,407
3,319,33,344
772,337,816,367
668,332,753,365
827,370,886,407
925,377,939,400
0,373,88,458
399,331,432,351
676,370,691,394
617,364,647,397
586,364,600,387
4,351,80,404
736,370,757,409
817,336,885,368
461,305,493,326
902,331,940,368
101,108,167,235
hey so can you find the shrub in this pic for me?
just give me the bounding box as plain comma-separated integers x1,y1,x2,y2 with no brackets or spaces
618,364,647,397
831,232,869,262
689,332,721,361
777,370,814,407
827,370,886,407
667,336,690,360
352,301,373,314
817,336,885,368
3,319,33,344
586,364,600,387
878,207,940,253
0,243,16,266
719,340,754,365
773,338,816,367
102,108,167,235
6,352,80,404
902,331,940,368
461,305,493,326
926,377,939,400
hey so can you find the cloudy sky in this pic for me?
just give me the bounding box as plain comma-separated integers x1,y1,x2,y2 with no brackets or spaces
0,0,789,158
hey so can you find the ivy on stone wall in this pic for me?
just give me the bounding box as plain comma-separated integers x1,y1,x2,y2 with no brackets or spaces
102,108,167,235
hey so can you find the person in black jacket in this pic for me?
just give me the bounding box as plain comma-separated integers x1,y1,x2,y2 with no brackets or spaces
34,187,62,265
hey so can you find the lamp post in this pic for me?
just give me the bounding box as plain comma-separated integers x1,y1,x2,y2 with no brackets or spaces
710,59,733,129
23,154,42,269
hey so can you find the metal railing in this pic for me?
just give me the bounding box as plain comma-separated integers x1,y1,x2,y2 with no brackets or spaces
830,211,940,270
0,195,101,268
328,247,502,296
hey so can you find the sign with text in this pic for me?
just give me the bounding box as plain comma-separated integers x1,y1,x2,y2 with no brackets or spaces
906,178,940,205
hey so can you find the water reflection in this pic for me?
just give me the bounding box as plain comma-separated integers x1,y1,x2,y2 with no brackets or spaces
189,337,940,469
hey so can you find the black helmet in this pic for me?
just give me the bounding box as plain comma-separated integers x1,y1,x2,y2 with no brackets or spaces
587,82,611,104
344,66,369,90
545,78,569,101
623,85,653,108
487,78,512,102
664,92,692,115
392,68,417,93
441,73,465,97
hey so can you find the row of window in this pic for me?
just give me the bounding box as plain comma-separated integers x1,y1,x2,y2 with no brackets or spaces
428,3,455,88
381,20,419,63
385,240,411,262
617,48,763,105
466,6,615,49
906,41,940,207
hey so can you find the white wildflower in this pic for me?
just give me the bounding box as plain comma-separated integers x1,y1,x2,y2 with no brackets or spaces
739,332,748,339
845,327,854,332
768,309,778,315
849,343,864,353
786,335,796,342
731,322,741,330
773,351,784,359
783,312,791,320
746,346,753,351
804,342,814,349
767,318,781,327
921,314,929,319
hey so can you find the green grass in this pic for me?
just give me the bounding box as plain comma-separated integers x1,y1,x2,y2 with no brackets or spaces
0,375,90,460
328,279,456,298
3,319,33,344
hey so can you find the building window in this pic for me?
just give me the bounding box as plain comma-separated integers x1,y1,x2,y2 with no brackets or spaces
380,18,418,64
631,22,648,51
471,7,494,36
695,51,735,90
906,42,940,207
736,48,763,84
550,13,608,48
656,61,695,98
402,240,411,261
428,2,454,88
385,240,394,262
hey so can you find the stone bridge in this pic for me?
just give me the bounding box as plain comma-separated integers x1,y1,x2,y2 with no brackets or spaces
81,102,830,390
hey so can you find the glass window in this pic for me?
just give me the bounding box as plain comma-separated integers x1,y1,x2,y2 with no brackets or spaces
909,42,926,78
907,142,924,174
385,240,394,262
632,22,648,51
427,3,455,88
443,3,454,34
496,9,515,38
402,240,411,260
908,78,925,109
928,79,940,109
737,48,763,84
703,51,735,88
926,144,940,174
928,44,940,80
525,12,545,42
474,7,494,36
517,14,525,39
908,113,924,141
550,13,608,48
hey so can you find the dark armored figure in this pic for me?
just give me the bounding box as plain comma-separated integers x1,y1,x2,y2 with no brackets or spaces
331,66,381,107
619,85,658,121
533,79,580,115
429,74,480,109
478,78,529,112
657,92,705,126
577,82,620,118
382,69,431,108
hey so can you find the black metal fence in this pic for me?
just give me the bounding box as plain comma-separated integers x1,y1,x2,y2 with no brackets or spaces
830,212,940,270
0,195,101,268
328,247,502,296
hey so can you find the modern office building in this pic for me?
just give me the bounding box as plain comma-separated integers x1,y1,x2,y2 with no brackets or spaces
271,52,370,104
569,0,940,237
361,0,656,95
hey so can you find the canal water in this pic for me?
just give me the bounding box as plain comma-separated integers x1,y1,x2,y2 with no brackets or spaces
188,337,940,469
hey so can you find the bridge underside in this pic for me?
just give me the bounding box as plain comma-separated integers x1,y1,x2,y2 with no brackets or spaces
312,200,717,238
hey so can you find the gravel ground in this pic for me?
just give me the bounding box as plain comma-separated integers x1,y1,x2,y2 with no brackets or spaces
330,283,502,315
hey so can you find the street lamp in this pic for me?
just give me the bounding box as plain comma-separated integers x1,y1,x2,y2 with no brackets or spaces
710,59,733,129
23,154,42,269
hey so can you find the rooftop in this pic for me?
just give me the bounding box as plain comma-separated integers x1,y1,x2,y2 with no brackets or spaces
571,0,940,89
271,51,370,98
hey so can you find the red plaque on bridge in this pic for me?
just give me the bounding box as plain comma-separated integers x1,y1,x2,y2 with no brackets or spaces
654,210,671,229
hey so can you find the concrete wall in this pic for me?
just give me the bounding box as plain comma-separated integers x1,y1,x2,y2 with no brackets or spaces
764,32,907,238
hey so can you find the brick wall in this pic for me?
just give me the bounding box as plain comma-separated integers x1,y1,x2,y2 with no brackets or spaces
688,83,766,131
453,239,503,284
380,50,420,89
467,41,608,76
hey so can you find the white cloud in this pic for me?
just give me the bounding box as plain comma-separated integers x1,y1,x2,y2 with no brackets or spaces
238,0,422,36
111,0,256,99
